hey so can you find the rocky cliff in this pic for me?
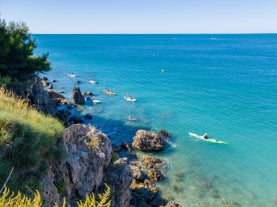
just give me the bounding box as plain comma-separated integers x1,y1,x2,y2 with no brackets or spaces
41,124,132,207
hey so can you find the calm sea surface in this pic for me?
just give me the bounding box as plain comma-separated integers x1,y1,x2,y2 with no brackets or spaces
34,34,277,207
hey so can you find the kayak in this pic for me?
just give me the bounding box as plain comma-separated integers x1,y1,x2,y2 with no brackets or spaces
124,95,136,102
189,132,228,144
103,89,116,95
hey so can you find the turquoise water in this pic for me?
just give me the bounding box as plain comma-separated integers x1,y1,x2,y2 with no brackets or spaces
34,34,277,207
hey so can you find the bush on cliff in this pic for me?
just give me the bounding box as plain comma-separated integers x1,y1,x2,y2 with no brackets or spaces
0,88,64,193
0,18,50,86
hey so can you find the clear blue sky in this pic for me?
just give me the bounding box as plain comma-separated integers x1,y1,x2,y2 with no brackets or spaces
1,0,277,34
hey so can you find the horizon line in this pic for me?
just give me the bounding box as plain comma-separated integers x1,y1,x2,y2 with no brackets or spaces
32,32,277,35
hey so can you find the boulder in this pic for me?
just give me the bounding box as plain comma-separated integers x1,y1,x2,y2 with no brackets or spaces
29,77,55,115
72,87,85,104
84,91,93,96
69,116,83,124
157,129,170,139
56,109,71,125
42,124,113,206
48,90,65,99
132,130,164,152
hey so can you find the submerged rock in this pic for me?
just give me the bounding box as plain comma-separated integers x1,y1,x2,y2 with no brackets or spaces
132,130,164,152
147,168,165,181
157,129,170,139
141,156,166,169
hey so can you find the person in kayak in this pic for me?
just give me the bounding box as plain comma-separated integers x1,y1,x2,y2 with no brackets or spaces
202,133,209,139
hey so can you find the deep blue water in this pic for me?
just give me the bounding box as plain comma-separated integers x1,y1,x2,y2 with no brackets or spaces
34,34,277,207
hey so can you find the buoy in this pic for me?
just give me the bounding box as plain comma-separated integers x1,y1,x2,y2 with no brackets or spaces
161,69,165,73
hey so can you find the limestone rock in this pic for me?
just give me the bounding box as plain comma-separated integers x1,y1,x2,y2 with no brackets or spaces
72,87,85,104
42,124,133,207
104,160,133,207
42,124,113,206
62,124,112,195
41,166,60,207
132,130,164,152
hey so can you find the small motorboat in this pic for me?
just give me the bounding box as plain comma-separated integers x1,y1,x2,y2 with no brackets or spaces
68,73,76,78
124,95,136,102
103,89,116,95
89,79,97,84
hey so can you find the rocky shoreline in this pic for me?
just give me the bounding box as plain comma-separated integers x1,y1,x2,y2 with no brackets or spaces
20,76,182,207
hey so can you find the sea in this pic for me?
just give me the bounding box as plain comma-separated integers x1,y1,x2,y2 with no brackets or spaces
33,34,277,207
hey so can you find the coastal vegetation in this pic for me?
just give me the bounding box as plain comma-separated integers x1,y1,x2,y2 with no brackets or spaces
0,88,64,193
0,185,111,207
0,18,50,87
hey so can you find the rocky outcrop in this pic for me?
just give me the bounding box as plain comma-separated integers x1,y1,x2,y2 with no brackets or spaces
129,156,167,207
104,158,133,207
132,130,164,152
42,124,132,207
72,87,85,104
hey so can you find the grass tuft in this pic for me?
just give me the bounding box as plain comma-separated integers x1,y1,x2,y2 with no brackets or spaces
0,88,64,193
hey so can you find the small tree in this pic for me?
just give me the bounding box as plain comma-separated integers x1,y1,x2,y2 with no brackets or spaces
0,18,50,83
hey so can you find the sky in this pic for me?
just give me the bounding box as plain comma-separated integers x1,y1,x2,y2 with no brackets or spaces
1,0,277,34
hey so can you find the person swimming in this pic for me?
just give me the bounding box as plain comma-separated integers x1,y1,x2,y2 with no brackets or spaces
202,133,209,139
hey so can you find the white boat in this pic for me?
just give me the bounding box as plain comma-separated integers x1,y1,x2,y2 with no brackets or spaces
89,79,97,84
124,95,136,102
68,73,76,78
